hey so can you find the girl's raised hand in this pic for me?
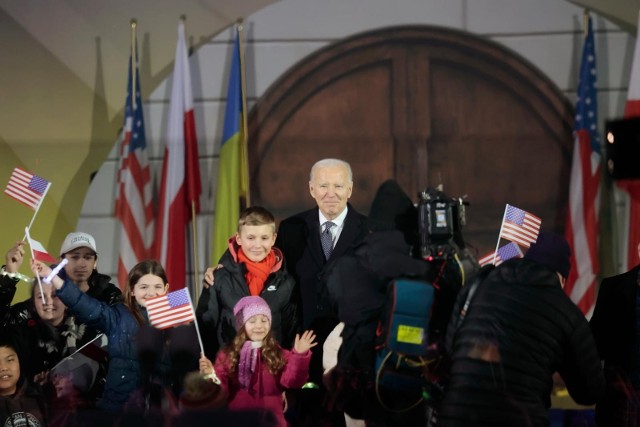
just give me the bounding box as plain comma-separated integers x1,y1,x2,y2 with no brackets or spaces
294,330,318,354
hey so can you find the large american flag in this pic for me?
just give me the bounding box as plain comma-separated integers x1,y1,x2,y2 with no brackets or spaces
146,288,195,330
478,242,524,267
4,167,51,210
114,44,153,290
564,14,601,318
499,204,541,248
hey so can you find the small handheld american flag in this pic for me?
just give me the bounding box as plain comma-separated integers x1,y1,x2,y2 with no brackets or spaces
146,288,195,330
4,167,51,211
478,242,524,267
499,204,541,248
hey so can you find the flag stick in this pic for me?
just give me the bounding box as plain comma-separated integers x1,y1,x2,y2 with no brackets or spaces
24,227,45,304
185,290,205,355
50,333,105,371
191,202,200,303
583,9,589,37
184,289,220,383
493,205,509,265
22,182,52,241
182,15,201,303
237,18,251,207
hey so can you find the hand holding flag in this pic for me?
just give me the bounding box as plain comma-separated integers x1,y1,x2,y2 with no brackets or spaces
24,227,56,304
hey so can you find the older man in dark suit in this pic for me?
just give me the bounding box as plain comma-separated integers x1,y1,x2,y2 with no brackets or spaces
276,158,380,425
276,158,377,331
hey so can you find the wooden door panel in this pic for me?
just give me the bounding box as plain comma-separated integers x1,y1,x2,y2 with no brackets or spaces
248,26,573,257
424,61,570,253
253,64,396,217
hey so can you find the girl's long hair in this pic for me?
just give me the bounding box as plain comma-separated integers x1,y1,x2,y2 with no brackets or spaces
124,260,168,325
226,328,286,375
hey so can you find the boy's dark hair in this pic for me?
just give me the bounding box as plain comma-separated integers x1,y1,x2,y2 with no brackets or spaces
0,334,19,354
237,206,276,232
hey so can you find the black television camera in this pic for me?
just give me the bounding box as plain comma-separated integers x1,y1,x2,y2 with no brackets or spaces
417,186,468,261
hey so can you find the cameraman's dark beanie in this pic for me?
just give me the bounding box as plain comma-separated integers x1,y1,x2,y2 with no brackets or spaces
524,231,571,278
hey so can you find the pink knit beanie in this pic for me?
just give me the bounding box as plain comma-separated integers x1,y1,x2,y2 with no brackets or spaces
233,296,272,331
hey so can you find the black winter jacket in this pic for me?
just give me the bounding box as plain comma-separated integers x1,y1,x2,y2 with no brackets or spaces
439,258,605,427
0,377,48,427
196,240,298,358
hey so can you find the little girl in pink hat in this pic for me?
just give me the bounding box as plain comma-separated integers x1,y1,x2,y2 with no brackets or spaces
199,296,316,426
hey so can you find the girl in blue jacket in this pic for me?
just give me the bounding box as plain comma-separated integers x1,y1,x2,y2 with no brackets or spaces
32,259,170,412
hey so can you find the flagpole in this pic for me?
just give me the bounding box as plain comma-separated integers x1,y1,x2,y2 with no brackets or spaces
180,15,201,303
493,205,509,265
50,333,105,371
184,290,220,383
184,290,205,355
24,227,45,304
131,19,137,111
237,18,251,207
583,9,589,37
191,203,200,301
23,182,52,241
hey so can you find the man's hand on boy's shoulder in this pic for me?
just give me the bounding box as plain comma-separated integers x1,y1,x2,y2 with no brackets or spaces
202,264,224,289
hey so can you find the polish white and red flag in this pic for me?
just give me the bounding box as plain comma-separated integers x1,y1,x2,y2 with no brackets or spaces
153,20,202,288
27,236,57,264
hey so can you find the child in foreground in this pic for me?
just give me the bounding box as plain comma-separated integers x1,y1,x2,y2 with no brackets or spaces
199,296,316,427
0,335,48,426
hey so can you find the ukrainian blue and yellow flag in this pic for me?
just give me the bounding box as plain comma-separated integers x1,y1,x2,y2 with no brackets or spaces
213,27,249,264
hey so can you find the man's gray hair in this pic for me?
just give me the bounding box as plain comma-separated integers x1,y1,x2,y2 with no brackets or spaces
309,158,353,183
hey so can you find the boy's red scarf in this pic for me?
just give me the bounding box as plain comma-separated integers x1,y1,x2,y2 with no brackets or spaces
237,249,276,296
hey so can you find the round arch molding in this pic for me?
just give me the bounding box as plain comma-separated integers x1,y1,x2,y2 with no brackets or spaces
247,25,573,256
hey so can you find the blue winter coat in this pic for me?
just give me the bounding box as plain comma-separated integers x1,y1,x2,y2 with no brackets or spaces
56,279,144,411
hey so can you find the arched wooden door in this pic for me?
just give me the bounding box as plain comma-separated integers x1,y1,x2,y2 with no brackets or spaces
247,26,573,256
